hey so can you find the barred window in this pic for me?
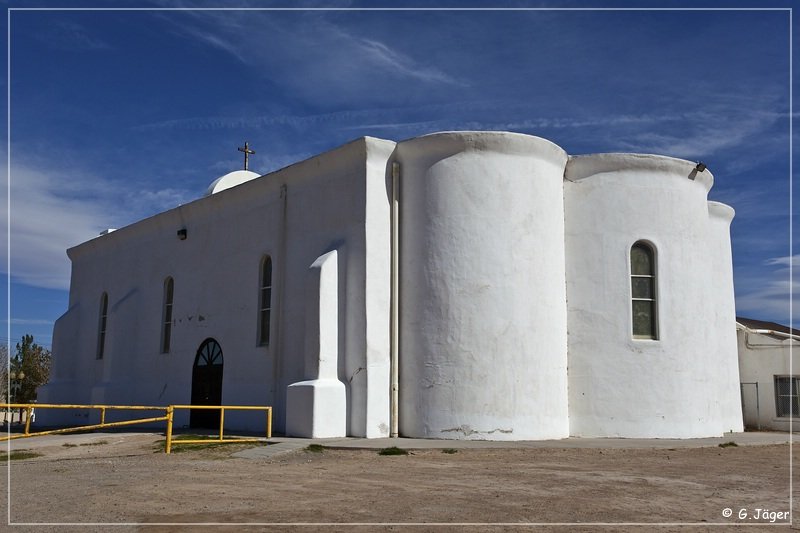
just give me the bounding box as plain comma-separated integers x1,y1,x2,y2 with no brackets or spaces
775,376,799,418
631,242,658,339
258,256,272,346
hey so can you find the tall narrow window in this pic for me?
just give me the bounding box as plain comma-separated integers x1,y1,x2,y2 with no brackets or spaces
630,242,658,339
97,292,108,359
258,256,273,346
161,277,174,353
775,376,799,418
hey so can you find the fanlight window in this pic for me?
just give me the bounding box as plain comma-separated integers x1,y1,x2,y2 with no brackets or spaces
258,256,272,346
195,338,223,366
630,242,658,339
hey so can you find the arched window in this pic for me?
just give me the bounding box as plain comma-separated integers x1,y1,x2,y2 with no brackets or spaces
161,277,174,353
97,292,108,359
258,256,273,346
630,242,658,339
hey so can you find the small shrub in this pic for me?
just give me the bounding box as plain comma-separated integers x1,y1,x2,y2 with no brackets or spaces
62,443,77,448
155,434,269,454
154,434,221,453
718,441,738,448
442,448,458,454
0,451,42,461
305,444,326,453
378,446,408,456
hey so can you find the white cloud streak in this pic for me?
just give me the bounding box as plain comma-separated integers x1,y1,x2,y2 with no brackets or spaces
162,10,464,105
35,21,112,51
6,318,55,326
735,254,798,325
764,255,800,267
3,155,195,290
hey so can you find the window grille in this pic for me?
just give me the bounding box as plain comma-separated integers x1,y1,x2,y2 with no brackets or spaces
775,376,799,418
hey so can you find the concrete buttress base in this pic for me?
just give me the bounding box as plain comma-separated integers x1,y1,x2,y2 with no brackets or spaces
285,379,346,438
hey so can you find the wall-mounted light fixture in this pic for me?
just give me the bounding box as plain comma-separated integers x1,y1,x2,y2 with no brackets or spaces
695,162,707,173
177,228,188,240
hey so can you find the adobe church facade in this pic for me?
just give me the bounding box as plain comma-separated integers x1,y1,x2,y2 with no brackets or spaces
38,131,743,440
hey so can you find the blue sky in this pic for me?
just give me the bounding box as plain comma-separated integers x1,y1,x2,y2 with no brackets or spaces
3,2,796,348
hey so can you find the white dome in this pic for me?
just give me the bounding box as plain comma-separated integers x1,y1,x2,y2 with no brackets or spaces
205,170,260,196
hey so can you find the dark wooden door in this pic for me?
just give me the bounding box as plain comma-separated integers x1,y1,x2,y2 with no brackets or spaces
190,338,223,428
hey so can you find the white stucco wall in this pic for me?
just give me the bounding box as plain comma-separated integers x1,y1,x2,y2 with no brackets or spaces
40,137,395,436
565,154,729,438
707,202,743,432
738,327,799,431
396,132,570,440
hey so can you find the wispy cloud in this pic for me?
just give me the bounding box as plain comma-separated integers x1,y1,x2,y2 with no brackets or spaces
4,154,195,290
765,255,800,267
161,10,464,105
136,103,682,136
34,21,112,51
357,38,464,86
612,89,788,161
735,254,798,325
5,318,55,327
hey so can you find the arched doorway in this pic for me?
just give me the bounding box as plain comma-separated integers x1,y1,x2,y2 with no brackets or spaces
190,338,223,428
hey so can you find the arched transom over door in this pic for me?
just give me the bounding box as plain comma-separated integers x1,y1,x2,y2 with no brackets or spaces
190,338,223,428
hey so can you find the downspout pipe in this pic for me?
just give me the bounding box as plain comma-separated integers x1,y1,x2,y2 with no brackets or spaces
390,161,400,438
737,323,800,349
747,329,800,341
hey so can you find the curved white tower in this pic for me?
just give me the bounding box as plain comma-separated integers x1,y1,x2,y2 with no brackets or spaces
707,201,744,433
564,154,724,438
396,132,570,440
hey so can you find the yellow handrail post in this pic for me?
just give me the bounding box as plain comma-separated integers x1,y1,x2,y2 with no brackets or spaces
219,408,225,441
100,407,106,425
23,407,32,435
267,407,272,439
165,406,174,454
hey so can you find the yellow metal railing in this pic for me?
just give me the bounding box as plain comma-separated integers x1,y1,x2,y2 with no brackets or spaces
1,403,272,454
165,405,272,454
0,403,169,441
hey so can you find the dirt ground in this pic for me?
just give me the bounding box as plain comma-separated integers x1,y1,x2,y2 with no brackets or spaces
2,433,797,532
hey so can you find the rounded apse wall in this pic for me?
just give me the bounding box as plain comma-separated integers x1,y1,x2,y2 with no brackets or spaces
707,201,743,433
564,153,726,438
396,131,570,440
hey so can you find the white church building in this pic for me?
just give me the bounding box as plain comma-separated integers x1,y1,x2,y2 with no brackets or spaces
38,131,743,440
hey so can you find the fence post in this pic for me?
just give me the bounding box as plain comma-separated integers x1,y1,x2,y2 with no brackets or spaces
23,406,32,435
165,406,174,454
219,408,225,441
266,407,272,439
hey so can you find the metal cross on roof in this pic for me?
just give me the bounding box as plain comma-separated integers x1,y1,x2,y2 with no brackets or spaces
238,141,255,171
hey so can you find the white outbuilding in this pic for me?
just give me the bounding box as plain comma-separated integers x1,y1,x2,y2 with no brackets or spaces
38,131,743,439
737,317,799,432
